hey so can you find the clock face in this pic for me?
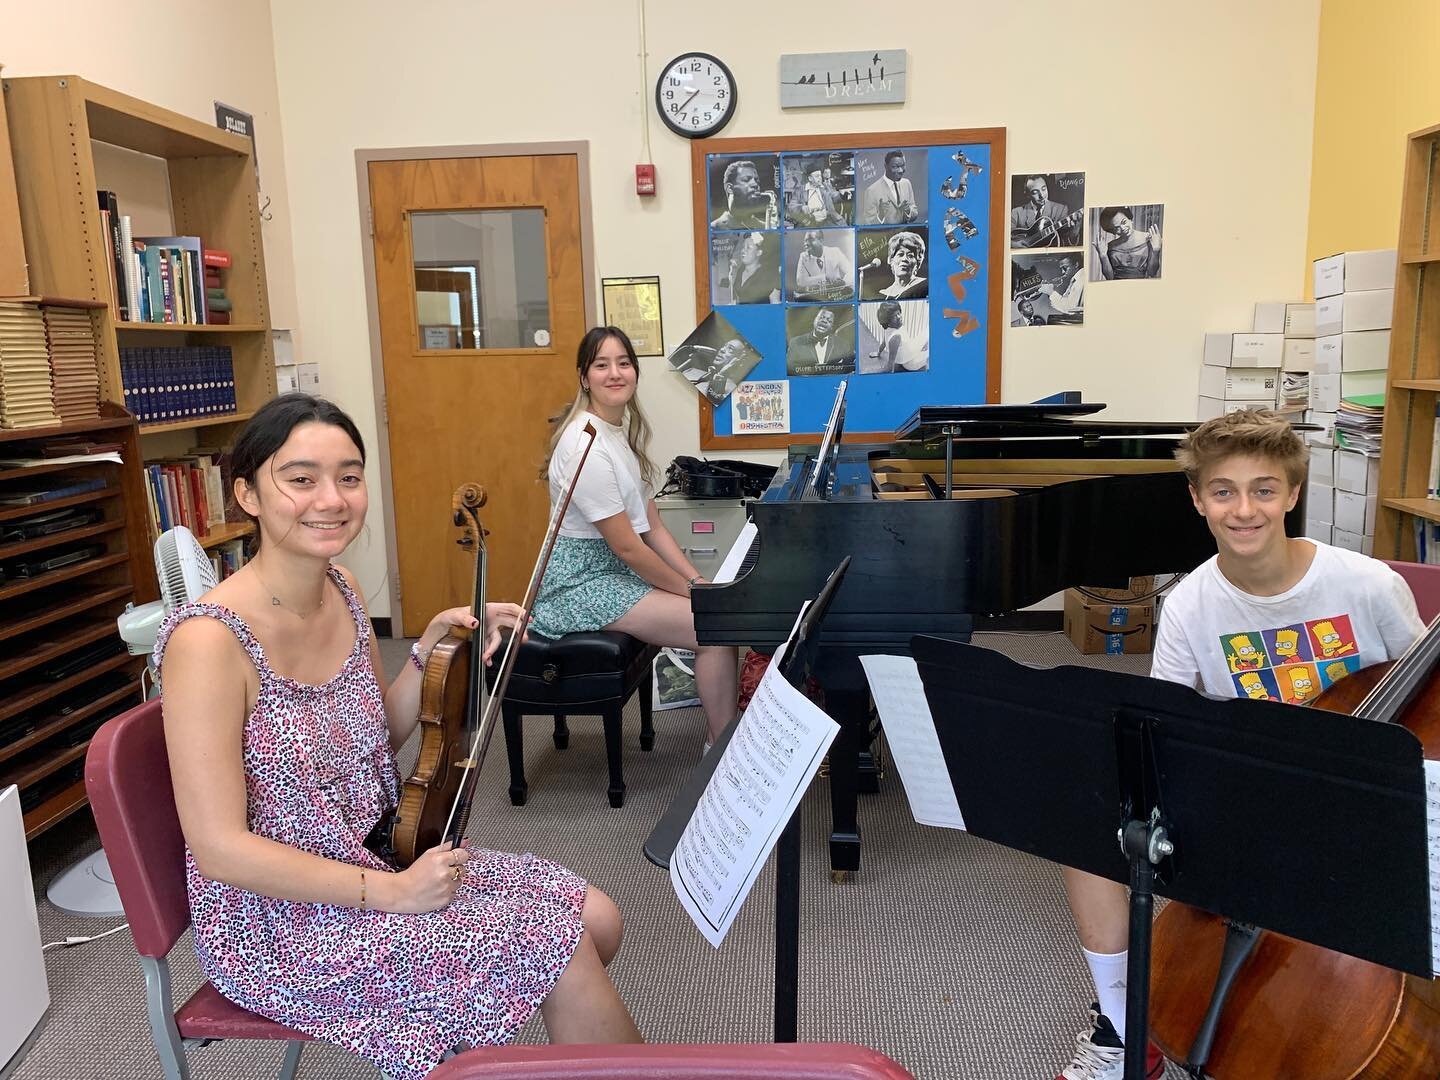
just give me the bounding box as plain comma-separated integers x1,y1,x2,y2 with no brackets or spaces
656,52,736,139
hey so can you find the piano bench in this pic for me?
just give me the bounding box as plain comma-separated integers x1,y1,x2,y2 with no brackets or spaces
496,632,660,808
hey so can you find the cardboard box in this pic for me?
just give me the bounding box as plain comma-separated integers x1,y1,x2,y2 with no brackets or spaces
1305,410,1337,446
1308,445,1335,486
1314,296,1343,338
1310,372,1340,412
297,362,320,393
1198,396,1276,421
1340,369,1386,398
1333,489,1377,535
1306,520,1333,545
1343,249,1398,292
1313,249,1397,298
1081,576,1156,602
1313,335,1342,375
1339,329,1390,372
1253,302,1287,334
1363,536,1374,556
1332,526,1365,553
1334,450,1380,495
1342,288,1394,332
1314,253,1345,298
1285,303,1316,338
1282,338,1315,371
1203,332,1284,368
275,364,298,394
1064,588,1155,655
1305,481,1333,524
1199,365,1279,401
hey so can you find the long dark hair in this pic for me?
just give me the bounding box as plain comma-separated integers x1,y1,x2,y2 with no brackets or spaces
540,326,655,488
230,393,367,549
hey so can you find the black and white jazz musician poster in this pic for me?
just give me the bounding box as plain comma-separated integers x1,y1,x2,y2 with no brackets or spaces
1009,172,1085,249
668,311,763,407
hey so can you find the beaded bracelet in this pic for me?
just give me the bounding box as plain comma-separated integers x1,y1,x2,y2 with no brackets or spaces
409,641,428,673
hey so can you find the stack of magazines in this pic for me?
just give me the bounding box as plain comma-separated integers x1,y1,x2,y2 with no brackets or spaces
0,301,60,429
1334,393,1384,456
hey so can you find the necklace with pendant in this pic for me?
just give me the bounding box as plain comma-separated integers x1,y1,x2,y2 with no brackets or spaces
252,563,326,619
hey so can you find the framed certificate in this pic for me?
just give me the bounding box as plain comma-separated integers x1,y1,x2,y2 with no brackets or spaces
601,276,664,357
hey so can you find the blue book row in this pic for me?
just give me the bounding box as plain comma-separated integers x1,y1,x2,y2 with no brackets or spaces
119,346,236,425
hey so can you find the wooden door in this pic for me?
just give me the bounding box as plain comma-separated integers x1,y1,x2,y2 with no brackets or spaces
370,155,586,634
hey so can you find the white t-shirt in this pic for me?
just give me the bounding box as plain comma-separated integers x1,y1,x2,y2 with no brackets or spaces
550,411,651,540
1150,539,1424,703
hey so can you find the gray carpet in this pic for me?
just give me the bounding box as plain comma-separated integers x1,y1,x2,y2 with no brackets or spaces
11,632,1187,1080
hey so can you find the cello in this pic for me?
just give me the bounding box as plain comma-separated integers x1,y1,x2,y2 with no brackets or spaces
1148,617,1440,1078
378,422,599,866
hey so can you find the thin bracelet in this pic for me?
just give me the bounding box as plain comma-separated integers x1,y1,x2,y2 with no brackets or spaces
359,868,367,910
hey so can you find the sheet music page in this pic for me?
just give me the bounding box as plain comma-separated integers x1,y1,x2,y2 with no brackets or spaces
1425,760,1440,976
712,520,758,585
860,655,966,831
670,646,838,947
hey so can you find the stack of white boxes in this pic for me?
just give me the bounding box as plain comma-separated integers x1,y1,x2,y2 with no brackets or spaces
1306,444,1380,552
1310,248,1395,433
1199,330,1281,420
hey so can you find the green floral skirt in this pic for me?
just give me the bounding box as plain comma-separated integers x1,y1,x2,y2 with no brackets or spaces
529,536,652,640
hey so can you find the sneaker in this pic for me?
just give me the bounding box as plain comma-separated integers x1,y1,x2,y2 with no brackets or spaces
1056,1004,1165,1080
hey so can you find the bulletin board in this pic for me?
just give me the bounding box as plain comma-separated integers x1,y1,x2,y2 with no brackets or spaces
691,127,1005,450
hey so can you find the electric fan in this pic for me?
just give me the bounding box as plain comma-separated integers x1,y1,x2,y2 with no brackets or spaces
48,526,219,918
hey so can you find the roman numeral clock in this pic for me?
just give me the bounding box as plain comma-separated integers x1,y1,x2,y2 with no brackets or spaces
655,52,737,138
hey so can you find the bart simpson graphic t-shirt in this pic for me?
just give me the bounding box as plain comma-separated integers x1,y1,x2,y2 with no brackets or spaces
1150,540,1424,703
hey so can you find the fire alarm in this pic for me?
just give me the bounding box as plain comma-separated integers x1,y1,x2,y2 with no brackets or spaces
635,163,657,197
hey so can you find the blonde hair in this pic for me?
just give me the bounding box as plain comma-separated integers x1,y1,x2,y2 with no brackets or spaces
1175,408,1307,488
541,326,656,488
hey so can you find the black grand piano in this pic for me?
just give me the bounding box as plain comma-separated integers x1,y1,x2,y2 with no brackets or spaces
691,391,1296,878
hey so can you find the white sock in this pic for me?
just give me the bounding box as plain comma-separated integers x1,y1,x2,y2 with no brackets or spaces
1082,947,1129,1042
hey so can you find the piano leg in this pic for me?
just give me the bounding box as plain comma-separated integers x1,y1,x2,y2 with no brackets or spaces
825,686,870,879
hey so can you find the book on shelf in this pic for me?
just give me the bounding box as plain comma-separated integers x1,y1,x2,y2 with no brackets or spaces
0,477,107,507
118,345,236,425
143,456,224,539
211,536,247,580
96,191,128,321
202,249,232,269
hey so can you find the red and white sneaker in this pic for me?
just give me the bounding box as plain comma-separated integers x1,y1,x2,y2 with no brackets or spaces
1056,1004,1165,1080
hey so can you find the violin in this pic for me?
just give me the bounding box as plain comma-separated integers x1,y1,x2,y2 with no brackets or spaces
383,422,599,866
1149,622,1440,1078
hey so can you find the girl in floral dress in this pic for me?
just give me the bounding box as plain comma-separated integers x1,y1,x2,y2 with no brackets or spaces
157,394,640,1080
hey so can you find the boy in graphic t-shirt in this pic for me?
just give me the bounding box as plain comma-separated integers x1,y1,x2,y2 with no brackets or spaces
1053,409,1425,1080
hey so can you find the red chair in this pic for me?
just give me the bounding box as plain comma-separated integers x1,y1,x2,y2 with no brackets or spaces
426,1043,916,1080
1384,560,1440,623
85,698,311,1080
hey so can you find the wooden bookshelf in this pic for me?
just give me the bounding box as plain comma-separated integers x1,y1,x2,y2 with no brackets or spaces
1,75,275,500
1375,121,1440,560
0,408,154,839
200,520,255,549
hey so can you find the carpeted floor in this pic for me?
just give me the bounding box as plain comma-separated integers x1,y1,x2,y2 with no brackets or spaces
10,631,1188,1080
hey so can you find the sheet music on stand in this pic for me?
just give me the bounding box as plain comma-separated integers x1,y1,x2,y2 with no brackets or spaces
670,606,839,947
712,520,758,585
859,655,966,831
1426,760,1440,975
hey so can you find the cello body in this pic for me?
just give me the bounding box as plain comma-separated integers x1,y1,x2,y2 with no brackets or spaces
1149,662,1440,1078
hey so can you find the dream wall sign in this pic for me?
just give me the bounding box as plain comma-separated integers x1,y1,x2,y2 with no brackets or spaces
688,128,1006,449
779,50,908,108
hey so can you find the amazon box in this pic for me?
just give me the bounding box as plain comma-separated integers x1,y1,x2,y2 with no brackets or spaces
1064,588,1155,655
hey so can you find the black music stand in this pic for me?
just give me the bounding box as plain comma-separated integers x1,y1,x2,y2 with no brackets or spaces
909,635,1433,1080
645,557,851,1044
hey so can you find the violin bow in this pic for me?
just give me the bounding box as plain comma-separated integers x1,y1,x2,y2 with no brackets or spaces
441,421,600,847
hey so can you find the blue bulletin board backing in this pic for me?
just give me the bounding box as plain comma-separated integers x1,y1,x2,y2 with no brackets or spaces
691,128,1006,449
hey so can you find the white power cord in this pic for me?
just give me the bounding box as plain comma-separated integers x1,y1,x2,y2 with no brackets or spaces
42,922,130,952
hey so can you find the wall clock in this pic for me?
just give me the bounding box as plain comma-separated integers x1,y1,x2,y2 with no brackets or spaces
656,52,736,139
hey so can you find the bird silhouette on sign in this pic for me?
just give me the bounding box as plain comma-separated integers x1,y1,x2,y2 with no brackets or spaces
872,53,881,64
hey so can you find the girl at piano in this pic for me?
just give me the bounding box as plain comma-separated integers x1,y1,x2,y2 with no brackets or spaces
534,326,739,749
157,393,640,1080
1052,408,1421,1080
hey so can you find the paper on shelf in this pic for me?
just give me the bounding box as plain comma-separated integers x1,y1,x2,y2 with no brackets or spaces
711,520,757,585
670,636,837,947
860,654,966,831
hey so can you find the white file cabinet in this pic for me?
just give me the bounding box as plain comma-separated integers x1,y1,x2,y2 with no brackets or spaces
655,496,749,581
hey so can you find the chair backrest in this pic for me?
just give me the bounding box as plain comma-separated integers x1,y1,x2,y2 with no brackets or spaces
84,697,191,959
425,1043,915,1080
1385,560,1440,624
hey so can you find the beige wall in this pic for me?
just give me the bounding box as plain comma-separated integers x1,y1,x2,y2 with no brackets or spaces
1305,0,1440,285
12,1,1324,619
3,0,299,328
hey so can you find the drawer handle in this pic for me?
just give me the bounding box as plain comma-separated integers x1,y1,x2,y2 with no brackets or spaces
687,547,718,556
